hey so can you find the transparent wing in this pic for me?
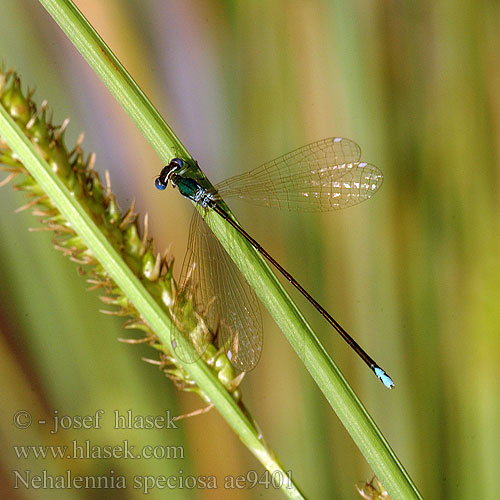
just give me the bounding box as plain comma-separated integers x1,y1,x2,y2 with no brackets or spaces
168,207,211,364
215,137,383,212
171,210,263,372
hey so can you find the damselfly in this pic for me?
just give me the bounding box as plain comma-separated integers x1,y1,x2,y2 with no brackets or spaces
155,137,394,388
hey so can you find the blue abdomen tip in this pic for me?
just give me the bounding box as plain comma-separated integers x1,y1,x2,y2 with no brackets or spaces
374,367,395,389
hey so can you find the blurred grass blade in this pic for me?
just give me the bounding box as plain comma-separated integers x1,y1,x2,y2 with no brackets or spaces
38,0,423,498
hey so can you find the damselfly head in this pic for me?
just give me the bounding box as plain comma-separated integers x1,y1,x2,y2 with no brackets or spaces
155,158,185,191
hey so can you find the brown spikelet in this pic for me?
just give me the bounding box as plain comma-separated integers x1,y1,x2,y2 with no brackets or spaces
0,68,243,415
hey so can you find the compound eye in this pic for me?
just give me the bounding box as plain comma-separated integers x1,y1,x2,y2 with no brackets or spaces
154,177,167,190
172,158,184,169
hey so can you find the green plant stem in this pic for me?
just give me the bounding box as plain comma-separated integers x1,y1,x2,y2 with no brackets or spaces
37,1,422,498
0,104,305,500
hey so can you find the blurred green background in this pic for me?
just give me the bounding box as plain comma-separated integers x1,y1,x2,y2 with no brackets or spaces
1,0,499,498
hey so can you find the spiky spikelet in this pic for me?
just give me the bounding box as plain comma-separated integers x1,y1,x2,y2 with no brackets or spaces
356,476,392,500
0,68,243,415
